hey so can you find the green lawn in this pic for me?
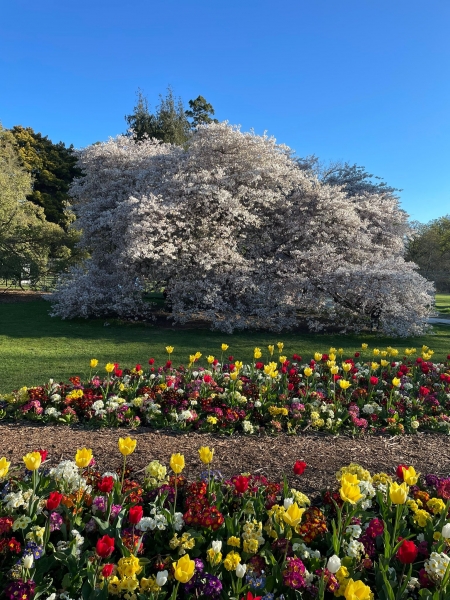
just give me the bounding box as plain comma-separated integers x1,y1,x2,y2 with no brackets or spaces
435,294,450,316
1,300,449,393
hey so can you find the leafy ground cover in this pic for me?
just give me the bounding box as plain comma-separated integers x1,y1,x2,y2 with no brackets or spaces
0,300,450,394
1,437,450,599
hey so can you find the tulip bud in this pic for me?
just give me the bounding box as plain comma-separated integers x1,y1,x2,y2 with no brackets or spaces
326,555,341,574
442,523,450,539
156,570,168,586
211,540,222,553
235,563,247,578
23,554,34,569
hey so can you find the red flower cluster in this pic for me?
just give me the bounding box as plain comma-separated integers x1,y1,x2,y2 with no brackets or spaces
183,482,224,531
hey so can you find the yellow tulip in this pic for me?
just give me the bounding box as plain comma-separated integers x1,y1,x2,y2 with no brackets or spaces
221,344,229,351
173,554,195,583
340,473,360,485
170,453,185,474
75,448,93,468
329,353,336,361
344,578,372,600
254,348,262,359
361,343,368,350
329,347,337,354
304,367,313,377
389,482,409,504
194,352,202,360
23,452,42,471
279,355,287,364
330,366,339,375
165,346,174,354
235,361,243,370
402,466,419,486
277,342,284,351
118,437,137,456
371,362,379,370
207,355,215,364
189,354,196,364
282,502,305,527
340,482,363,505
268,345,274,355
392,378,401,387
90,358,98,368
0,457,10,479
373,348,380,356
342,363,351,372
105,363,115,373
337,348,344,355
198,446,214,465
380,359,389,367
230,372,238,381
339,379,351,390
314,352,322,361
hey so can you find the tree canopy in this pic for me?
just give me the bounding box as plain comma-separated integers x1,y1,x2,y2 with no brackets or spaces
9,125,81,229
50,123,433,336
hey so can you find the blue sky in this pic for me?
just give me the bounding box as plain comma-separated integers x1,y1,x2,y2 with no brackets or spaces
1,0,449,223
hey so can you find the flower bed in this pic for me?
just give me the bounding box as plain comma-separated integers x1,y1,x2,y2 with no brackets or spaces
2,344,450,436
1,438,450,599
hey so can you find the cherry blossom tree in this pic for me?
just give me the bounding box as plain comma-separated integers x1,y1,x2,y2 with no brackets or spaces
50,123,434,336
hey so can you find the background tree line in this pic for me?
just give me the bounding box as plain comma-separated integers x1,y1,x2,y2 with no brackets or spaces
1,86,448,296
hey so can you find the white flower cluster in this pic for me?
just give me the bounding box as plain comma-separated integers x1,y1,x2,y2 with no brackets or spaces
242,421,255,434
292,542,321,559
424,552,450,582
50,460,89,493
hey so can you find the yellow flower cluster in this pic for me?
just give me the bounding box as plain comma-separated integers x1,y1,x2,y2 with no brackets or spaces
223,551,241,571
108,556,143,595
144,460,168,488
66,389,83,400
268,406,288,417
169,532,195,555
242,520,265,554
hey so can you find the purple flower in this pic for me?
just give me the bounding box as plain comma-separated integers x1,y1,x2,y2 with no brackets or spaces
93,496,107,513
50,512,63,532
110,504,122,519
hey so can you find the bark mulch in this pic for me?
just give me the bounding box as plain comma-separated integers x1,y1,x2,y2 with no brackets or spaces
2,424,449,498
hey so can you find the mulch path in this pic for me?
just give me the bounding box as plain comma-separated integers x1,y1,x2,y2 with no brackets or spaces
2,424,449,497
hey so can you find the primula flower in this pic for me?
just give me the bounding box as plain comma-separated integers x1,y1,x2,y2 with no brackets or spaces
118,437,137,456
23,452,41,471
74,447,93,468
173,554,195,583
170,453,185,474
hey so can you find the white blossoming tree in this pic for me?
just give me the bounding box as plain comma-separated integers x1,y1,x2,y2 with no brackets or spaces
50,123,434,335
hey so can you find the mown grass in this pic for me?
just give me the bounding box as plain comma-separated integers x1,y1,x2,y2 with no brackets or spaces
435,294,450,316
1,300,449,393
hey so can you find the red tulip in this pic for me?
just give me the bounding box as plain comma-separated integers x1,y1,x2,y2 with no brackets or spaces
397,539,418,564
35,449,48,462
96,535,115,558
148,358,155,365
98,476,114,494
101,563,115,578
293,461,307,476
46,491,63,510
369,376,379,385
241,593,263,600
234,475,250,494
135,364,141,371
128,505,143,525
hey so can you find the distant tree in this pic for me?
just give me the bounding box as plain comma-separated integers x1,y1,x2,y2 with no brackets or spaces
185,95,218,128
125,87,190,146
125,88,218,144
0,125,66,286
406,216,450,292
9,125,81,229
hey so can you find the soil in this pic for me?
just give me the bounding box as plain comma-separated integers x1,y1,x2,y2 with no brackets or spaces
0,289,49,302
2,424,449,498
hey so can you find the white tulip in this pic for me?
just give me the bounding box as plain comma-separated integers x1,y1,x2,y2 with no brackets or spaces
156,570,168,586
23,554,34,569
235,563,247,578
211,540,222,553
326,555,341,574
442,523,450,539
45,595,56,600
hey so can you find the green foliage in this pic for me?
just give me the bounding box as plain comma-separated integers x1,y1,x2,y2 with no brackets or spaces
125,87,218,145
0,125,67,286
9,125,81,229
185,95,218,128
406,216,450,292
